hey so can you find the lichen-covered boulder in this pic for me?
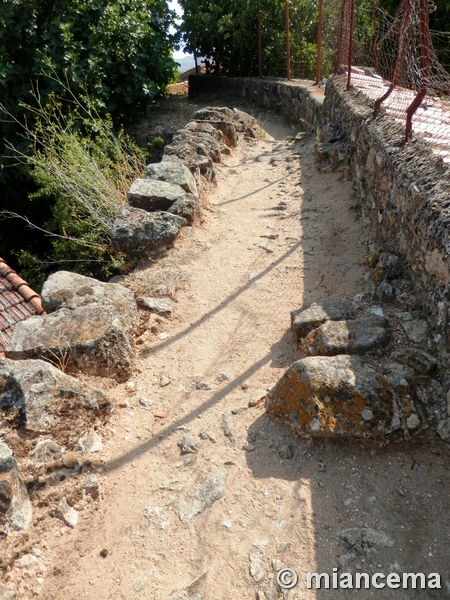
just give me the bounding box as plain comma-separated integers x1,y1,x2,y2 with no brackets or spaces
0,439,32,531
146,162,198,196
0,358,112,442
266,355,422,438
111,207,186,257
303,316,390,356
5,306,135,382
291,299,358,343
40,271,138,333
169,130,222,163
127,179,185,212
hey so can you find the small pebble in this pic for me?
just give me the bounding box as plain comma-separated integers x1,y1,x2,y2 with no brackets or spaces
196,381,211,390
139,396,154,407
160,376,171,387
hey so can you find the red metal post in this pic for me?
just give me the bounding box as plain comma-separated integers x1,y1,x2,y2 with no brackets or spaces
286,1,291,81
374,0,413,111
258,11,263,78
316,0,324,84
346,0,356,90
405,0,431,140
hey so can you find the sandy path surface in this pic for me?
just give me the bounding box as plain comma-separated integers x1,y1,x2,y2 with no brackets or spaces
6,100,450,600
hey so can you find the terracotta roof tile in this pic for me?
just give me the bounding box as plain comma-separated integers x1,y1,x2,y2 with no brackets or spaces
0,258,46,356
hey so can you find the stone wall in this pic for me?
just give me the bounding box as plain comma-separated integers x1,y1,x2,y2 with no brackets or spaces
189,75,325,132
189,73,450,359
325,77,450,357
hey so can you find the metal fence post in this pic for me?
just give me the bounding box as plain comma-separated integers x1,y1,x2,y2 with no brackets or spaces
405,0,430,140
374,0,413,111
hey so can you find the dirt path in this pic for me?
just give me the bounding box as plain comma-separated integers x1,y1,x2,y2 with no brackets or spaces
8,100,450,600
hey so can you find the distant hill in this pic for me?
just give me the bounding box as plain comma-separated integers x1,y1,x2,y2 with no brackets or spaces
174,55,196,73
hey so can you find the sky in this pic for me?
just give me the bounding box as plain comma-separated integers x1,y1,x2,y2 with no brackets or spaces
169,0,189,59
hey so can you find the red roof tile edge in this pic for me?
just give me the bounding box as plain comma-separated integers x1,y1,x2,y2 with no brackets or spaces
0,258,46,316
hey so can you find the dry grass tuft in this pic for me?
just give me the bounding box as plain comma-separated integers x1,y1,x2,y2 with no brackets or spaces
123,264,190,300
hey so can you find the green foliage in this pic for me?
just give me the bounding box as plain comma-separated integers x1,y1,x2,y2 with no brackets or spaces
179,0,259,76
1,87,145,288
0,0,177,283
179,0,321,78
0,0,178,121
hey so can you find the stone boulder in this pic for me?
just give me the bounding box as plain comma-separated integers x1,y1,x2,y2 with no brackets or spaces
303,316,390,356
193,107,235,122
127,179,186,212
184,121,223,142
170,130,222,163
0,358,112,443
167,194,198,224
0,439,32,531
232,108,260,136
193,106,260,138
146,162,198,196
163,151,215,182
40,271,138,333
111,207,186,257
5,306,135,382
291,299,358,343
206,120,238,147
162,128,223,183
266,355,422,438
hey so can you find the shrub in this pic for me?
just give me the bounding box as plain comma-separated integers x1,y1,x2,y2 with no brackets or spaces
1,86,146,286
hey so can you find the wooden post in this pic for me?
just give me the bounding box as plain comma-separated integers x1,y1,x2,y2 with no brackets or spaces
346,0,356,90
285,1,291,80
315,0,323,84
194,54,198,74
258,11,263,78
